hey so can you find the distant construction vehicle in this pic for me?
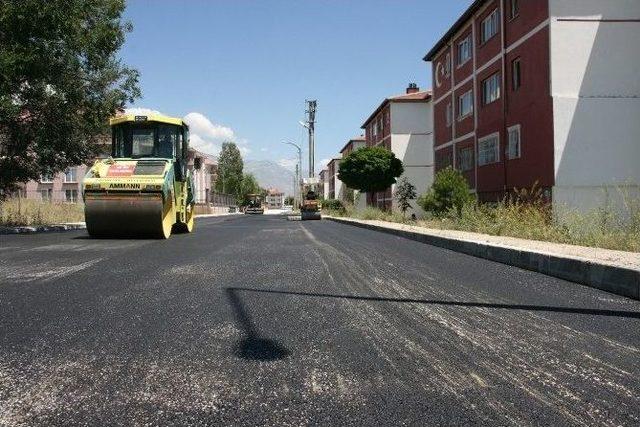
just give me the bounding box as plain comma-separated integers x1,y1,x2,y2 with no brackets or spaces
83,113,197,238
244,194,264,214
300,178,321,220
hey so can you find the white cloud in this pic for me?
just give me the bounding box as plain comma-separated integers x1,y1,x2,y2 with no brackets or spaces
125,107,164,116
183,112,243,156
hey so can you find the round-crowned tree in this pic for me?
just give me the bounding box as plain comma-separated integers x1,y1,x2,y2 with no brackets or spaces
338,147,404,193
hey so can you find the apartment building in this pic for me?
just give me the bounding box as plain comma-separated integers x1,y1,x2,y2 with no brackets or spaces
265,189,284,209
424,0,640,212
361,83,434,215
326,157,342,200
19,166,87,203
319,169,330,200
338,136,366,208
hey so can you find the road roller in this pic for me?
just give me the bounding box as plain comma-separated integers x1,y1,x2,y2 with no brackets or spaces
244,194,264,214
82,113,196,238
300,178,321,220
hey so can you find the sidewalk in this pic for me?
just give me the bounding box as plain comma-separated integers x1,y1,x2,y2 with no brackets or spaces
326,216,640,300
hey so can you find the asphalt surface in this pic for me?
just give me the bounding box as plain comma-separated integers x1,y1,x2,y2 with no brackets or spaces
0,214,639,426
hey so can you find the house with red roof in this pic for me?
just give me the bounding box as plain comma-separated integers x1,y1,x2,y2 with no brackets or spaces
361,83,434,216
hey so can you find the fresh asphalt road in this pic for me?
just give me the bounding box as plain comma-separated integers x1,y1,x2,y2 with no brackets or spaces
1,215,639,426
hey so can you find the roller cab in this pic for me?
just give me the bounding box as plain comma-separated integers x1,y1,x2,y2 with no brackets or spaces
83,114,196,238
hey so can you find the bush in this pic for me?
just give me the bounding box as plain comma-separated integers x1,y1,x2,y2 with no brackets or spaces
322,199,344,212
418,167,475,217
0,199,84,226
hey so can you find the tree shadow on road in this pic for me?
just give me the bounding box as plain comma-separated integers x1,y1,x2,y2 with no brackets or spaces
227,286,640,319
225,288,290,361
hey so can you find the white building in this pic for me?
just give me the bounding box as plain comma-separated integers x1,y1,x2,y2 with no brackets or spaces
549,0,640,215
265,189,284,209
361,84,434,217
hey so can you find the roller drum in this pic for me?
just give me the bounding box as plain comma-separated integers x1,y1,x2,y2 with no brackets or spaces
84,193,174,238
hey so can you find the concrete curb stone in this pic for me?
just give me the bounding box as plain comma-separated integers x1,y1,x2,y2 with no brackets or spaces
0,223,87,235
326,216,640,300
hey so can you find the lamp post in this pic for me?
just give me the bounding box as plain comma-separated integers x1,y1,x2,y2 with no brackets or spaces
282,141,302,208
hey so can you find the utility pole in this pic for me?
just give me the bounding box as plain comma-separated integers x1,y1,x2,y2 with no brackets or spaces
282,141,302,208
295,163,299,208
304,100,317,178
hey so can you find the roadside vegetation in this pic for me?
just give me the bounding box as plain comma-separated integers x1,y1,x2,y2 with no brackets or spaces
0,198,84,226
324,167,640,253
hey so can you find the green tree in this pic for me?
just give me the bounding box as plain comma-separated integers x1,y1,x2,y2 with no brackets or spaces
215,142,244,197
238,173,260,205
0,0,140,196
338,147,404,193
394,177,417,217
418,167,475,217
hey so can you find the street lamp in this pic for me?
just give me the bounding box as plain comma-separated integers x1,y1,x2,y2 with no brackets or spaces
281,141,302,207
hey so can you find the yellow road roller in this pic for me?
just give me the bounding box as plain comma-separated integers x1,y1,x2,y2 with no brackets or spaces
83,113,197,238
300,178,321,220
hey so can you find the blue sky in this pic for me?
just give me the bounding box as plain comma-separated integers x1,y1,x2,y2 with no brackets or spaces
120,0,470,173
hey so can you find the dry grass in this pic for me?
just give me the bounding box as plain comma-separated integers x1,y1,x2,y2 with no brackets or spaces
331,201,640,253
0,198,84,226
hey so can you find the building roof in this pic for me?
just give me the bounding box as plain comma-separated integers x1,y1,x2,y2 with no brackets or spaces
423,0,484,61
188,148,217,166
339,135,365,154
361,90,432,128
267,188,283,195
327,157,342,167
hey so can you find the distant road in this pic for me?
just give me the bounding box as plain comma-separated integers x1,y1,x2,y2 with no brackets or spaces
1,215,639,425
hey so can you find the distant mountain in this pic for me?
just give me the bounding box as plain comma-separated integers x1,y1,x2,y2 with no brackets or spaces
244,159,294,196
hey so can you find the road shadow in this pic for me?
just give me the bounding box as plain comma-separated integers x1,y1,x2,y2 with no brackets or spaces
227,287,640,319
225,288,289,361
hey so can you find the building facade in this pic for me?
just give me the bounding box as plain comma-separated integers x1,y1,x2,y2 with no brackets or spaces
319,169,330,200
361,83,434,216
265,189,284,209
425,0,640,212
18,166,87,203
338,136,366,208
326,157,342,200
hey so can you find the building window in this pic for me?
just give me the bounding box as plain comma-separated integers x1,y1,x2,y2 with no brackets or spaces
372,122,378,138
64,168,77,183
40,189,52,201
481,9,500,44
478,133,500,166
436,149,453,170
457,35,472,66
458,90,473,119
509,0,519,20
482,72,501,105
445,102,452,127
458,146,474,171
507,125,521,159
379,116,384,135
444,53,451,77
65,189,78,203
512,58,521,91
40,173,53,183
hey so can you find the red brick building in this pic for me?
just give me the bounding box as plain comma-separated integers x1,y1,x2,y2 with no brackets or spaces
425,0,554,202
